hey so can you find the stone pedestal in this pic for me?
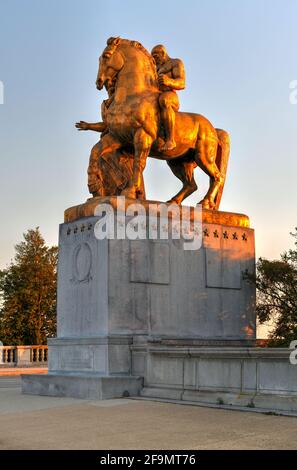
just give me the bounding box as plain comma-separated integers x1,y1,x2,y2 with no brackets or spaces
22,197,256,399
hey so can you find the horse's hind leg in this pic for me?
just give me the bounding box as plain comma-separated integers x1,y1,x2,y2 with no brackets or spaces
167,156,197,205
195,137,223,209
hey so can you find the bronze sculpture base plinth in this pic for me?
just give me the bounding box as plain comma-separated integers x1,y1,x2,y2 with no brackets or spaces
64,196,250,228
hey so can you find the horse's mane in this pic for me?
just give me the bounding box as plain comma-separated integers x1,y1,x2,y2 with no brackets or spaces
107,37,158,80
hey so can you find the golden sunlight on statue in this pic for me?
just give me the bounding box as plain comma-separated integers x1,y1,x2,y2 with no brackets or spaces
76,37,230,210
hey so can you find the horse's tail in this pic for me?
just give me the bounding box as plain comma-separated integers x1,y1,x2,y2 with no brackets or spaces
214,128,230,209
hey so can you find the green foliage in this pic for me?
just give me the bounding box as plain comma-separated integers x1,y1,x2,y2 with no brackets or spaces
252,228,297,346
0,228,58,345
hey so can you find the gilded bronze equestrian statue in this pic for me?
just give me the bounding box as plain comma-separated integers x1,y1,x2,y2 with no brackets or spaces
77,37,230,209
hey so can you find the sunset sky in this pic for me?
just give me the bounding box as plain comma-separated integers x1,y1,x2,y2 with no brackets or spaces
0,0,296,269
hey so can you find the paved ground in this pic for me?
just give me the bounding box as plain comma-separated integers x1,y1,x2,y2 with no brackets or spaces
0,376,297,450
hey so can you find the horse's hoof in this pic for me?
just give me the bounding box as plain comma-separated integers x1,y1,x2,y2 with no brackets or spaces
166,198,180,205
199,199,211,210
198,199,207,208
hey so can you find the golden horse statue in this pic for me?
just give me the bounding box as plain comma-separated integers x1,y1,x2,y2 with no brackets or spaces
95,37,230,210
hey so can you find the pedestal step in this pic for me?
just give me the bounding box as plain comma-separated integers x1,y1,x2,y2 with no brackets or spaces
140,387,297,416
22,373,143,400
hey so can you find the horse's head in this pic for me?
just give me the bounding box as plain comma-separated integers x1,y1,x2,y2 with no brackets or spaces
96,37,124,91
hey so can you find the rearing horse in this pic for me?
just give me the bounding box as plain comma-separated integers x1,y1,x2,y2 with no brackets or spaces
96,37,230,209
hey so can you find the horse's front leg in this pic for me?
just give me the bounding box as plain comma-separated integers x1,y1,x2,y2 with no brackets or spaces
121,129,152,199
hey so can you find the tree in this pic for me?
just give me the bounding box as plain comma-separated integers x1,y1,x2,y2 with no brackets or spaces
252,228,297,346
0,228,58,345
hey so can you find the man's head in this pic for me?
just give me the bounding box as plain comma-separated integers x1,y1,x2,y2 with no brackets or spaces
151,44,168,66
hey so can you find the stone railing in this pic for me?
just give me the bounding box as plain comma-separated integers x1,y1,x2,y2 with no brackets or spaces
0,345,48,367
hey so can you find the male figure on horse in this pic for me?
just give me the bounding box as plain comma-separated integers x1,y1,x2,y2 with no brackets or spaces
151,44,186,152
82,36,229,208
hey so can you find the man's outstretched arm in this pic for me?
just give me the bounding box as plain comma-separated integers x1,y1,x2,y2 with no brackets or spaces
75,121,107,132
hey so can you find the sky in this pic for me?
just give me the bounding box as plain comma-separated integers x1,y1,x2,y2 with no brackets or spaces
0,0,296,269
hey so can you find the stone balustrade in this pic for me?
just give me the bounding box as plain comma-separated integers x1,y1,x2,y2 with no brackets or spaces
0,345,48,367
